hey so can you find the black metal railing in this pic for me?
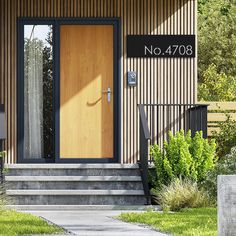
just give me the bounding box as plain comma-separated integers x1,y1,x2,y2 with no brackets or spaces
138,105,151,204
138,104,208,204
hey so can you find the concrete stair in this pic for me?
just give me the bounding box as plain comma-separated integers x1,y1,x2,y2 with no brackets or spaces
5,164,148,210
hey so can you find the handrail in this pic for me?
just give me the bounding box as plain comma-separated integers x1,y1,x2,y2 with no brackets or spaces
137,103,208,205
138,105,151,139
138,105,151,205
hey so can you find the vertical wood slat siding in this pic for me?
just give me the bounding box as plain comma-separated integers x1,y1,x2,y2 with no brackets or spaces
0,0,196,164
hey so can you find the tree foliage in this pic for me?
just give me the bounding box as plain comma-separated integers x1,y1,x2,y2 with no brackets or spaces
212,114,236,158
198,0,236,101
43,27,53,158
198,64,236,101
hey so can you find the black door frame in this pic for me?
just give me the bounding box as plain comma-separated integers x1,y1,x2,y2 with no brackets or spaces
17,18,121,163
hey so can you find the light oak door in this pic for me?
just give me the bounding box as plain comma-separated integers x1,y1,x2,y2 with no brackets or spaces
60,25,114,159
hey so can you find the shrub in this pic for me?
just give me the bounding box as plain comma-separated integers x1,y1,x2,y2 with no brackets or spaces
0,151,8,211
202,146,236,199
153,178,213,211
150,130,217,189
212,114,236,158
0,186,8,212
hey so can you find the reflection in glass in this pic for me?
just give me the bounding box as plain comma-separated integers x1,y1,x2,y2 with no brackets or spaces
24,25,53,159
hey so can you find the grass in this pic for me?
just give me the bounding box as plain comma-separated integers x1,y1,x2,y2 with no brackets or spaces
153,178,213,211
0,210,64,236
119,208,217,236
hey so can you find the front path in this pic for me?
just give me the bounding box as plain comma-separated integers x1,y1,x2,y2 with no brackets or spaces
26,210,169,236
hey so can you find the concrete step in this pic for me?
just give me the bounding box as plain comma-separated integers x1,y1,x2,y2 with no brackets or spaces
7,181,143,190
6,168,140,177
6,176,143,190
6,189,147,205
5,164,140,177
7,189,144,195
5,164,139,169
5,175,141,181
7,205,159,211
7,195,147,205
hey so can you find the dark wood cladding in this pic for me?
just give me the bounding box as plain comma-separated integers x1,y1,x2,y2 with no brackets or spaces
0,0,196,164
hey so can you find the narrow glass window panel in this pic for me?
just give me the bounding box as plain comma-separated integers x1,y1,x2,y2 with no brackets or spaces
24,25,53,159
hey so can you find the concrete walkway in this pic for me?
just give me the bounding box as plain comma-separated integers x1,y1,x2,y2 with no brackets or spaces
26,210,169,236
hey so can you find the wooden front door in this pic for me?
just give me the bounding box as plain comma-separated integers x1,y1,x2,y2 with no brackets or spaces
59,25,114,160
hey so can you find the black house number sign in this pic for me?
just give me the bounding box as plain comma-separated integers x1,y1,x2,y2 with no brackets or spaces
127,35,195,58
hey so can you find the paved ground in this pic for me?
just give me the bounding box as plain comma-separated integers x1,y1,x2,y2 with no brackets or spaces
26,210,169,236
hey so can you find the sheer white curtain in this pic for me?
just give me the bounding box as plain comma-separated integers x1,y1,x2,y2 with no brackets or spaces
24,31,44,159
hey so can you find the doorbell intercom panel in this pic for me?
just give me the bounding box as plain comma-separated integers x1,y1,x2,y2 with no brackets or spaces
127,71,137,86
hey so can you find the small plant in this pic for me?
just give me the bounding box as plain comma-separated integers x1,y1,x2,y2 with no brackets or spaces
150,130,217,189
0,150,8,211
202,146,236,199
153,178,213,211
212,114,236,158
0,151,6,158
0,187,8,212
0,151,6,175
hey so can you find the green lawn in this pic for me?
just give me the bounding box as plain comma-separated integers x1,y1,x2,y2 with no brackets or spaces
0,210,64,236
119,208,217,236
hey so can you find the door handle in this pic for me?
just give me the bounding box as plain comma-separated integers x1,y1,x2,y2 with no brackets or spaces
102,88,112,103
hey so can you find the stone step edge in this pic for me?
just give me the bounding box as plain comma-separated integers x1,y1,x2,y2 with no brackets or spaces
6,189,145,196
5,164,139,169
5,176,142,182
6,205,160,211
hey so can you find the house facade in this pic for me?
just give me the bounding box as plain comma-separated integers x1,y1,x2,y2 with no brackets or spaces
0,0,198,165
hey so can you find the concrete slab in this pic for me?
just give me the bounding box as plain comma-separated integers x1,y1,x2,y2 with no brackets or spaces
26,210,169,236
8,204,161,211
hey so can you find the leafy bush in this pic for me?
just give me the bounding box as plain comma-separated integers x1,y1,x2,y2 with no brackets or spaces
153,178,213,211
0,186,8,212
212,114,236,158
202,146,236,198
0,152,4,158
150,130,217,189
0,151,8,211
